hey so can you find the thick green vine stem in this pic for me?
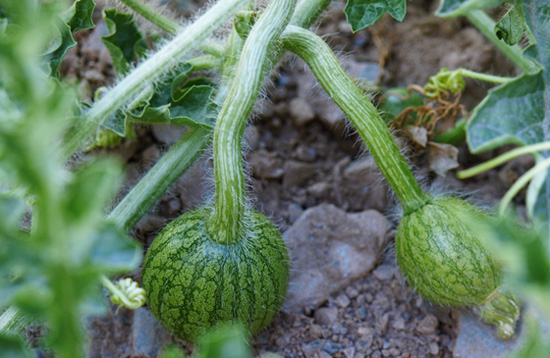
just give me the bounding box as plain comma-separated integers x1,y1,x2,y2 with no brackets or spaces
61,0,248,160
208,0,297,244
142,0,295,342
281,26,520,338
281,26,432,215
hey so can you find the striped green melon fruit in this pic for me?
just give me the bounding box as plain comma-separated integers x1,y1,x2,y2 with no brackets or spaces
141,207,289,342
396,196,501,306
395,196,520,338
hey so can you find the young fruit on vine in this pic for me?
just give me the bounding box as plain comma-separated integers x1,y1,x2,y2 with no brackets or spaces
141,0,295,342
281,26,520,339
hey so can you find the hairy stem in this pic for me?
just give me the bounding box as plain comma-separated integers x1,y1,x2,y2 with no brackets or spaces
119,0,180,35
282,26,431,214
290,0,332,28
208,0,296,244
107,0,329,234
466,10,538,74
458,142,550,179
61,0,248,160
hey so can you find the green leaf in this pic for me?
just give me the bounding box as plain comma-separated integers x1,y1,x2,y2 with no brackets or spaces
0,332,31,358
344,0,406,32
101,9,147,76
0,193,25,228
46,20,76,77
436,0,504,17
467,0,550,221
124,66,218,129
64,0,96,32
195,323,251,358
46,0,96,77
495,4,526,46
83,222,141,273
64,158,123,223
511,316,550,358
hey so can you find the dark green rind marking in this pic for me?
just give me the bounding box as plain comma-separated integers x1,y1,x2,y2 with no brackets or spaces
142,207,290,342
395,197,500,306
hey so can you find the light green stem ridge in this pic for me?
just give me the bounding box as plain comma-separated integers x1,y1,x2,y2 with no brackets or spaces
499,157,550,216
108,127,210,232
0,307,27,334
119,0,180,35
457,142,550,179
281,26,431,214
290,0,333,28
466,10,538,74
458,68,512,84
61,0,248,160
187,55,223,70
209,0,297,244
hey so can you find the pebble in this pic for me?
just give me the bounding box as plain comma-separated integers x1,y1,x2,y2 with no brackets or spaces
282,160,317,188
314,307,339,326
343,347,356,358
307,181,331,197
289,97,315,126
428,342,439,355
416,314,439,335
335,294,351,308
372,264,395,281
309,324,324,339
392,317,406,331
248,149,285,179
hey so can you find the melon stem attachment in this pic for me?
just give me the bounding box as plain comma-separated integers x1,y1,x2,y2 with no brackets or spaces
207,0,297,244
281,26,431,215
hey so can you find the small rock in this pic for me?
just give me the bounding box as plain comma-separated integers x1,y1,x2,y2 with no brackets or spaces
314,307,338,326
416,314,439,335
343,347,356,358
345,287,359,299
132,307,170,357
341,58,380,82
289,97,315,126
335,294,351,308
357,326,374,337
309,324,324,339
295,145,318,162
391,317,406,330
307,181,331,197
428,342,439,355
375,313,389,335
151,124,187,144
284,205,390,312
257,353,284,358
322,340,343,355
141,145,161,165
372,264,395,281
319,351,332,358
249,150,285,179
282,160,317,188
